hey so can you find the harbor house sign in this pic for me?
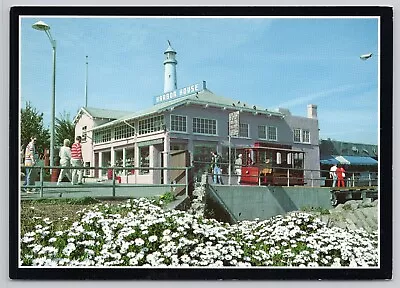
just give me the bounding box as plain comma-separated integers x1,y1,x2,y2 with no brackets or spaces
153,81,206,105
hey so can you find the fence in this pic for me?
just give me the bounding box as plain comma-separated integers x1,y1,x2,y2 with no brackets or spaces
20,165,193,198
192,160,378,187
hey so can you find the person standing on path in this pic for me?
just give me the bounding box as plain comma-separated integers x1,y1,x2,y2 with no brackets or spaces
24,137,38,193
234,154,243,185
330,164,338,187
57,139,72,185
336,164,346,187
71,136,84,185
211,151,223,184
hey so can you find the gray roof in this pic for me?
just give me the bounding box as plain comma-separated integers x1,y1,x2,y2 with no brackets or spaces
83,107,132,119
92,89,283,130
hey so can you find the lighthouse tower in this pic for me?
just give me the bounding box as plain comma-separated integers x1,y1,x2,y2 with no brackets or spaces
163,40,178,93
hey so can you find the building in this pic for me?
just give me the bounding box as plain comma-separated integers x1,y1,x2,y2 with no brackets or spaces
319,139,378,171
73,42,320,185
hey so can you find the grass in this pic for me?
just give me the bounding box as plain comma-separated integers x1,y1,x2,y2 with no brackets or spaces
300,206,331,215
20,197,126,235
20,192,178,235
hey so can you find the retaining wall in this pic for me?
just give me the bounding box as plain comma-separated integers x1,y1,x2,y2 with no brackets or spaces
207,185,333,222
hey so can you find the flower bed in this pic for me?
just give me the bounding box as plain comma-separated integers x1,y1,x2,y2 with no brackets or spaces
20,197,378,267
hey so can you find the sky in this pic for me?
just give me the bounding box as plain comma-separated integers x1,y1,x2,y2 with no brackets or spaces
20,16,379,144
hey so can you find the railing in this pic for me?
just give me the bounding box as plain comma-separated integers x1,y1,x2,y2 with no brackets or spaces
192,160,378,187
20,165,193,198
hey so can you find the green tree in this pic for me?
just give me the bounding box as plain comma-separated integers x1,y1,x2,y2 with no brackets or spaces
20,102,50,155
55,112,75,147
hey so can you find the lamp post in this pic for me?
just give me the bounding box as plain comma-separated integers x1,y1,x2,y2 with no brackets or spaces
32,20,56,170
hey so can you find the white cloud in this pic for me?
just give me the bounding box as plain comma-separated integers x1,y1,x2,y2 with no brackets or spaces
272,83,371,109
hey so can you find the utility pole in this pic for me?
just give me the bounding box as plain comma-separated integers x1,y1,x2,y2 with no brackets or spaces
85,55,88,107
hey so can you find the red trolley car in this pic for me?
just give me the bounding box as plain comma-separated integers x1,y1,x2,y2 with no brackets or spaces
240,142,305,186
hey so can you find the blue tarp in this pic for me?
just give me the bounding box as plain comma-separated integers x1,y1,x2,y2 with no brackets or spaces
320,155,378,166
341,155,378,165
320,155,340,165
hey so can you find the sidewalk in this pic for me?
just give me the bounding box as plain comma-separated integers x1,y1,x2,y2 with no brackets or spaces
20,181,169,200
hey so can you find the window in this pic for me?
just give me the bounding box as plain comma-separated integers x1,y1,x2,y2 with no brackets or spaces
258,125,266,139
139,146,150,174
93,128,112,144
293,152,304,169
82,126,87,142
268,126,277,141
138,115,164,135
114,121,135,140
259,125,277,141
302,130,310,143
193,117,217,135
293,129,302,143
276,152,282,164
293,128,310,144
287,153,292,165
239,123,249,138
170,115,187,132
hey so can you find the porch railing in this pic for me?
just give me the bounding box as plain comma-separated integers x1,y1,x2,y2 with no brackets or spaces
20,165,193,198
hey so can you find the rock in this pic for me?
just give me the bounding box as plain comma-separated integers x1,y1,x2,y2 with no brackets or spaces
294,199,378,232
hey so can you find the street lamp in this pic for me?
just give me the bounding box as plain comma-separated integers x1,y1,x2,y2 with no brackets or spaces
360,53,373,60
32,20,56,170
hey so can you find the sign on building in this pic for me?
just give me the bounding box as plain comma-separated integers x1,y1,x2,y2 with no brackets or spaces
153,81,206,105
229,111,240,137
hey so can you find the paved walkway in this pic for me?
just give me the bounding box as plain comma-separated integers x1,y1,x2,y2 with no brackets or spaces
20,181,171,200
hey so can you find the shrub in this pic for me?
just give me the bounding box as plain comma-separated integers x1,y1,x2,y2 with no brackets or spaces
20,198,378,267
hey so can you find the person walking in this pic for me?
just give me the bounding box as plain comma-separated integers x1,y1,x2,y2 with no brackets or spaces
234,154,243,185
57,139,72,185
71,136,84,185
329,164,338,187
211,151,223,184
336,164,346,187
24,137,38,193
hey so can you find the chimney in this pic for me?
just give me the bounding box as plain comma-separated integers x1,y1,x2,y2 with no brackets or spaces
307,104,317,119
278,108,291,116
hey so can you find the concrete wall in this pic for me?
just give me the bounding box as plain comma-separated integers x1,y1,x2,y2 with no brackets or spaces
208,185,332,222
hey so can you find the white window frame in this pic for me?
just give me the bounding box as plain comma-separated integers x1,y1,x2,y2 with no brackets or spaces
114,122,135,140
138,115,164,135
82,126,87,142
293,128,311,144
293,128,302,143
258,125,266,139
170,114,187,133
302,129,311,144
239,123,249,138
267,126,277,141
93,128,112,144
192,117,217,135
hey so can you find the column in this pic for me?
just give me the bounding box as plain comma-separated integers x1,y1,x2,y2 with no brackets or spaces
134,142,138,184
188,138,194,166
122,147,126,175
163,132,170,184
110,146,115,166
98,152,103,178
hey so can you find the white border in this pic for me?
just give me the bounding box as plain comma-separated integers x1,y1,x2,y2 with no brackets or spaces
10,4,388,276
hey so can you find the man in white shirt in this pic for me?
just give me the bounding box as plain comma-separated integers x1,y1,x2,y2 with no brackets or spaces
57,139,72,185
329,164,338,187
234,154,243,185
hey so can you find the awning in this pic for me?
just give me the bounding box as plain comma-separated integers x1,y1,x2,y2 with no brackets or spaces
320,155,378,166
320,155,340,165
340,155,378,166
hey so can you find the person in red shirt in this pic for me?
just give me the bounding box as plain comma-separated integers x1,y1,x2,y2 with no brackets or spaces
70,136,84,185
336,164,346,187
